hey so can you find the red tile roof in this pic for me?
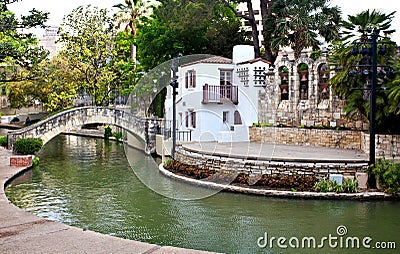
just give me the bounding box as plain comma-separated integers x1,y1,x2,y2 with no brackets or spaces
181,56,233,67
237,57,271,65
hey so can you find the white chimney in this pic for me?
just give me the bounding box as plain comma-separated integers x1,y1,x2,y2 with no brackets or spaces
232,45,255,64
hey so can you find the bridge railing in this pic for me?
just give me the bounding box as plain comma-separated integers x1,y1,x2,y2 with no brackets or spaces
7,106,148,150
157,119,192,142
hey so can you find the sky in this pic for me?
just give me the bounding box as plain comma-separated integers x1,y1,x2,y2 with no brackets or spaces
8,0,400,43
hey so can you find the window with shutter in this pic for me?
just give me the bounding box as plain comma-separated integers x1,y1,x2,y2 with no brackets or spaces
234,110,242,125
191,111,196,128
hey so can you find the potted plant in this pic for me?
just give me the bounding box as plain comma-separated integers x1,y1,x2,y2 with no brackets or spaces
299,63,308,81
280,66,289,81
319,82,328,94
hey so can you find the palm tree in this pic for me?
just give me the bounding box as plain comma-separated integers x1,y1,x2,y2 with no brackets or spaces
262,0,341,62
113,0,149,62
329,9,398,133
341,9,396,45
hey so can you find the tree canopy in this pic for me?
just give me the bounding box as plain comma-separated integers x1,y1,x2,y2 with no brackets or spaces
58,5,118,106
136,0,248,71
0,0,49,83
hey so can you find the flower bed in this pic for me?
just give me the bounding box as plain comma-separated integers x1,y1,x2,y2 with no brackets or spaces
164,161,318,191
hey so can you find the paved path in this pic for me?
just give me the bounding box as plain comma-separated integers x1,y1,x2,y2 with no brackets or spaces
0,147,216,254
181,141,369,163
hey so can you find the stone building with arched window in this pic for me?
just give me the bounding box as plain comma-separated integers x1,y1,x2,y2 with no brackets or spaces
258,48,368,130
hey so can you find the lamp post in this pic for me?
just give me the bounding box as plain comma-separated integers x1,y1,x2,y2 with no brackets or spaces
349,28,395,187
153,79,158,117
170,56,180,159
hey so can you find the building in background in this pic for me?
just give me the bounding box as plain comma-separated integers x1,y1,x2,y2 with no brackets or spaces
39,26,62,59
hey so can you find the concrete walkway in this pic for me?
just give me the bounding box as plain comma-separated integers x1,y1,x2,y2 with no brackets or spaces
0,147,216,254
181,141,369,163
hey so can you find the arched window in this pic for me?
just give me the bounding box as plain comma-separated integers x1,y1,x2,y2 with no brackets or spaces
234,110,242,125
318,64,329,100
279,66,289,100
298,63,308,100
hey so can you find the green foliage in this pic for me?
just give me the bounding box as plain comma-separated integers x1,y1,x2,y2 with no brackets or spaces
299,63,308,71
262,0,341,62
0,3,49,76
15,138,43,155
164,159,173,167
136,0,247,70
314,178,359,193
58,5,117,106
281,66,289,73
104,126,112,140
370,159,400,194
0,135,7,147
0,2,49,108
342,178,359,193
112,132,123,142
309,50,322,61
33,156,40,166
329,10,400,134
252,123,272,127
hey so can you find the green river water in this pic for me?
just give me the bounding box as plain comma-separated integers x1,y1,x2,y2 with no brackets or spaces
5,135,400,254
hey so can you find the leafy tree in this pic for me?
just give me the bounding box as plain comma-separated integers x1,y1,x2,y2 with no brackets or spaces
58,5,117,106
329,10,399,134
7,55,80,110
136,0,247,71
0,0,49,82
108,31,140,105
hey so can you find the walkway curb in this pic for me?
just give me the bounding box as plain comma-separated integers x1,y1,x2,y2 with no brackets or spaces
0,147,217,254
158,164,398,200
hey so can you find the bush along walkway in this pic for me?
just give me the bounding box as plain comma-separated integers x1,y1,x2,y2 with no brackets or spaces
161,161,399,200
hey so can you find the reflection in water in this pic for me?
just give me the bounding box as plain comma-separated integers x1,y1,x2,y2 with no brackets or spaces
6,135,400,254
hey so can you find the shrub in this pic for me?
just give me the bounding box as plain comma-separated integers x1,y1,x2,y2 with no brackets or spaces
15,138,43,155
342,178,358,193
33,156,40,166
164,159,173,167
112,132,123,142
370,159,400,194
104,126,112,139
0,135,7,147
314,178,358,193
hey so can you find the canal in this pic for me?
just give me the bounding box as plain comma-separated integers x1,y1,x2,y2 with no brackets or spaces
6,135,400,253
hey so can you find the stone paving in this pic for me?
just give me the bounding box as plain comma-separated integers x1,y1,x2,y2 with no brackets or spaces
182,141,369,163
0,147,216,254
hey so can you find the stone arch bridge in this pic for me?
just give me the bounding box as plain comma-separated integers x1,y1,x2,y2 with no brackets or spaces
7,107,156,154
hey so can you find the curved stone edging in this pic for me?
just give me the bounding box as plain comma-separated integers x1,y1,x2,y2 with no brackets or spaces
158,164,398,200
0,148,216,254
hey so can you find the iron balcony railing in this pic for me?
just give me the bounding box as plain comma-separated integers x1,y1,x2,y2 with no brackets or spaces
202,84,238,104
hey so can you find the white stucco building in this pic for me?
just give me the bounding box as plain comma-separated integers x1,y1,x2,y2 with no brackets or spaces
164,45,270,142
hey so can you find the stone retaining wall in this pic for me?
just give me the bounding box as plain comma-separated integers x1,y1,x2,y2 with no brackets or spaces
175,147,367,179
361,132,400,159
249,126,361,150
249,127,400,160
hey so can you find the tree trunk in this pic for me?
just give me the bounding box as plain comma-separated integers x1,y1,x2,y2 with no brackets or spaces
247,1,261,59
260,0,278,64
